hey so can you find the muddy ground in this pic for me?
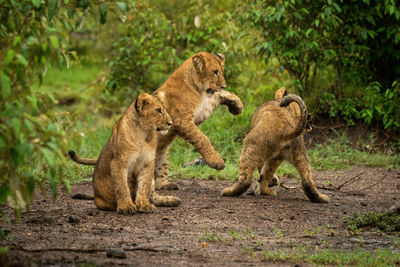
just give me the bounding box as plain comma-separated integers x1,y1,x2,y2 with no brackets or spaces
1,165,400,266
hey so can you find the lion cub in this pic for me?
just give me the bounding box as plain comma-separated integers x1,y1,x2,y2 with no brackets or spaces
84,93,172,214
222,88,329,203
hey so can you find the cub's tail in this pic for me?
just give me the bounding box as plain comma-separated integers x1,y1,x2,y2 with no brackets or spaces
151,192,181,207
279,94,307,139
68,150,97,166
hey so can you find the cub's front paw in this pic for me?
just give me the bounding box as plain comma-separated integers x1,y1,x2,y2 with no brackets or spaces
137,203,157,213
117,202,137,215
206,156,225,170
224,96,243,115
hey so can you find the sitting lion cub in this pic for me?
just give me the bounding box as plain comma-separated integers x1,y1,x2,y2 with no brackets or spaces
222,88,329,203
76,93,173,214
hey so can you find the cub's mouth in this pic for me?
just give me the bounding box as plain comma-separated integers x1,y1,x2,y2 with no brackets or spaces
156,127,170,135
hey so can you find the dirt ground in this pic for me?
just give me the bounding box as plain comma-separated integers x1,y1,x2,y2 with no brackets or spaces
1,165,399,266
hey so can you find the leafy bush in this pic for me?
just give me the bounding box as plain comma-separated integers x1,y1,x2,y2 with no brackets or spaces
106,0,251,107
240,0,400,137
0,0,128,216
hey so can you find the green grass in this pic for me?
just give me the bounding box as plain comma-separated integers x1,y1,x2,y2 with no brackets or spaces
262,246,400,266
50,63,399,183
67,105,400,183
347,211,400,233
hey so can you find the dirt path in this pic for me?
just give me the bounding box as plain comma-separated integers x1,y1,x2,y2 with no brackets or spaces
1,166,399,266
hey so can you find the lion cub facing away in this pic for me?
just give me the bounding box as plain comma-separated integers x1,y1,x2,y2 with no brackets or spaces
73,93,173,214
222,88,329,203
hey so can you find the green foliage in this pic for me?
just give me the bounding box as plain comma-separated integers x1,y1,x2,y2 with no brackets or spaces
347,211,400,232
106,0,251,107
0,0,129,216
263,246,400,266
241,0,400,136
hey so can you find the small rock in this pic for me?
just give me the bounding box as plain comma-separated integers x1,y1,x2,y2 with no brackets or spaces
106,248,126,259
162,216,171,221
68,216,80,224
334,203,340,206
360,202,367,207
388,201,400,213
227,210,235,214
290,216,296,220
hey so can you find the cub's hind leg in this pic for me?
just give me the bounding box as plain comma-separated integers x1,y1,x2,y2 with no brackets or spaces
222,135,262,196
155,132,179,190
258,158,282,196
291,141,329,203
94,196,115,211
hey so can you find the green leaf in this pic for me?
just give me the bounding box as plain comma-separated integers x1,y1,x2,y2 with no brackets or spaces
116,2,127,14
41,147,55,167
16,54,28,67
31,0,41,8
0,184,10,204
5,49,16,65
64,0,69,4
11,118,21,137
315,19,320,27
0,137,5,149
360,30,367,40
49,35,59,49
99,3,108,24
0,72,11,99
48,0,58,21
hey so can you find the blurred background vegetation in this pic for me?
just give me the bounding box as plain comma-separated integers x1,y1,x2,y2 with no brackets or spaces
0,0,399,216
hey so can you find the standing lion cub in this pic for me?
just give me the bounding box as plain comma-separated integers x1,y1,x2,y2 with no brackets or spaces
222,88,329,203
70,93,175,214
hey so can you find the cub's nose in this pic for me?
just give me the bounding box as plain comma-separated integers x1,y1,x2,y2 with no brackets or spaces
167,121,173,126
221,86,226,89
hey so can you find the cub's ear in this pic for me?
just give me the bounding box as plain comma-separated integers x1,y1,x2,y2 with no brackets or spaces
192,54,205,73
214,53,225,62
135,93,152,112
275,87,287,99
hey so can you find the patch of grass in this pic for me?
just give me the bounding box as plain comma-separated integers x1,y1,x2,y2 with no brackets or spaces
229,229,243,240
309,132,400,170
274,227,284,238
52,65,399,185
33,63,103,94
347,211,400,232
262,247,400,266
66,125,112,183
303,225,323,237
199,230,223,242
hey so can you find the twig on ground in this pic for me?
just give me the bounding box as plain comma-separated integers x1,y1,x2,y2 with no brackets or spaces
358,172,389,191
335,172,365,190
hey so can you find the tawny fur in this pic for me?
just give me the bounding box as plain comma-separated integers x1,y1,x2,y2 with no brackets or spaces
69,52,243,205
152,52,243,191
221,87,329,203
70,93,180,214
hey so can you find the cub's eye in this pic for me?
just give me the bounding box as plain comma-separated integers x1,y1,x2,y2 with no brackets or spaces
213,70,219,76
156,108,163,114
